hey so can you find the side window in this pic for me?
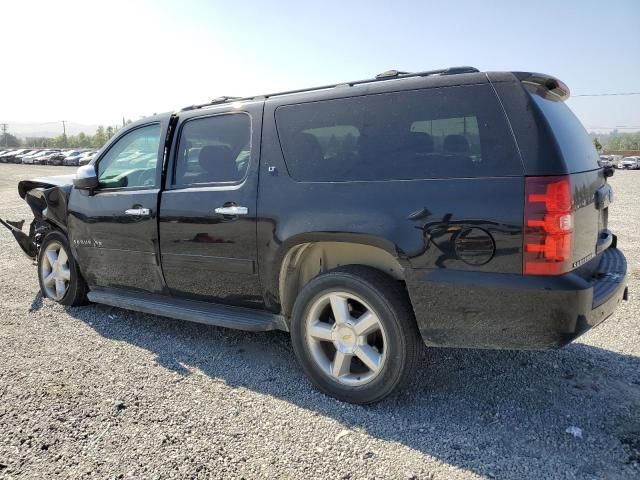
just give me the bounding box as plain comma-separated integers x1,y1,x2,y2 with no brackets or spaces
173,113,251,187
275,84,521,181
97,124,161,189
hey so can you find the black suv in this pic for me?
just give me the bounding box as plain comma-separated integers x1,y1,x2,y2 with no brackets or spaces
3,67,628,404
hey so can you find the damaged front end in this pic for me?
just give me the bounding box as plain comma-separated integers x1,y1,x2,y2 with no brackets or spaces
0,218,39,258
2,175,74,260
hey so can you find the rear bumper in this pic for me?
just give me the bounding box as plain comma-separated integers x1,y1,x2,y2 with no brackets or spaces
406,246,628,350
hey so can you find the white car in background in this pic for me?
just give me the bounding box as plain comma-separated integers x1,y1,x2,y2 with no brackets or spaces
22,150,53,165
610,155,624,168
620,156,640,170
598,155,612,167
19,150,44,164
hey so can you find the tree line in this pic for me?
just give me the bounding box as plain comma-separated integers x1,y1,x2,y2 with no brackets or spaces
591,131,640,152
1,121,133,149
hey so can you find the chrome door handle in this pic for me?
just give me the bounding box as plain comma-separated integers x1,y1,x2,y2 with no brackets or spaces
124,208,151,216
214,206,248,216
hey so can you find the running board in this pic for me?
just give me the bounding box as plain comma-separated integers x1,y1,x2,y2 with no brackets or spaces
87,288,288,332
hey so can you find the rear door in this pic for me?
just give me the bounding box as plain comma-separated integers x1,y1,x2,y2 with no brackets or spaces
159,101,264,308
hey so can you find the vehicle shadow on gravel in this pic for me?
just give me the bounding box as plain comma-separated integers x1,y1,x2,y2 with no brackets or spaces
63,301,640,479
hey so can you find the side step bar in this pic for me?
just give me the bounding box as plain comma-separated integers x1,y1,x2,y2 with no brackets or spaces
87,288,288,332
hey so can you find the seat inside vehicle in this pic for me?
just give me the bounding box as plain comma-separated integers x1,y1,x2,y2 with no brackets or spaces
192,145,241,184
443,134,470,155
288,132,327,178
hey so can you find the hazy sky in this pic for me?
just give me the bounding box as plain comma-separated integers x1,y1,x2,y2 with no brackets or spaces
1,0,639,133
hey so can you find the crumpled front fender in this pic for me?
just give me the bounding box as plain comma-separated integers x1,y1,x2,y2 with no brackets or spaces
3,175,74,260
0,218,37,259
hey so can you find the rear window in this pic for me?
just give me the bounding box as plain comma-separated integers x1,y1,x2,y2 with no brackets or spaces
275,84,521,181
530,94,600,172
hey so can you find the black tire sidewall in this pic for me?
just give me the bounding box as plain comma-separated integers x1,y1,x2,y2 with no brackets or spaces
290,270,412,404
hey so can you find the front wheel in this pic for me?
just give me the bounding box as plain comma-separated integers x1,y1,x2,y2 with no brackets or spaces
290,265,423,404
38,231,88,306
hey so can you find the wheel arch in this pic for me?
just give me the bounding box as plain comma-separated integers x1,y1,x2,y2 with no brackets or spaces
276,236,407,319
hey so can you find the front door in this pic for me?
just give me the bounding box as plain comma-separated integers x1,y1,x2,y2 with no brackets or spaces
159,102,264,308
67,121,167,293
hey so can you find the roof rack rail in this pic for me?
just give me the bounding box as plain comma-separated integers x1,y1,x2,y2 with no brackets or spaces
180,96,242,112
179,66,479,112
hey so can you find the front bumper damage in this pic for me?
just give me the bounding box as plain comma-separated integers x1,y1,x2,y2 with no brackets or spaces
0,218,37,259
2,175,74,260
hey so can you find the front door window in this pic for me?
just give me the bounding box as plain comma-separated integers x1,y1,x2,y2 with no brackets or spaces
97,124,161,189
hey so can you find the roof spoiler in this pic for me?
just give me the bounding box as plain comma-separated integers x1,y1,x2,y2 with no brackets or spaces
513,72,570,101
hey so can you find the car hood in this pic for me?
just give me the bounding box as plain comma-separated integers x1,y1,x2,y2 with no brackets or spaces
17,174,75,199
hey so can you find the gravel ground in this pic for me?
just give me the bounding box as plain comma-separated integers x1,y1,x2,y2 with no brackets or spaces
0,164,638,480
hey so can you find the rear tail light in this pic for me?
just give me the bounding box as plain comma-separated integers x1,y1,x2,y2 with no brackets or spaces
523,176,574,275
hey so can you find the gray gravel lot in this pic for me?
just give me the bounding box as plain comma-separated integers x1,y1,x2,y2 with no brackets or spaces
0,164,638,480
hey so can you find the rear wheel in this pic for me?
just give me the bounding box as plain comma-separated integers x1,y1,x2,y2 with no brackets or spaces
290,265,422,404
38,231,88,306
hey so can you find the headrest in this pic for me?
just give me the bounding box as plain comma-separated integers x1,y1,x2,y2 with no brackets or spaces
290,132,324,163
443,134,470,154
406,132,434,153
197,145,239,181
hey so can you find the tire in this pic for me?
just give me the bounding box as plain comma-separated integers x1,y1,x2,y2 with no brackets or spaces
290,265,423,404
37,231,88,306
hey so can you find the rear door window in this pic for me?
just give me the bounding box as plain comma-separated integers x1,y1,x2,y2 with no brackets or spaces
275,84,521,181
173,113,251,187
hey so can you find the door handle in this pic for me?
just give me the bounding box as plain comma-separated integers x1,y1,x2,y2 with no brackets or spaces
124,208,151,216
214,206,248,216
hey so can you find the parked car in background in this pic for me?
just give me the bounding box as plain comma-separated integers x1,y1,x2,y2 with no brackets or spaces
21,151,47,165
610,155,624,168
62,151,86,166
77,151,97,165
33,150,61,165
62,150,84,160
598,155,612,167
0,149,32,163
46,153,65,166
621,156,640,169
16,150,40,163
13,150,40,163
17,150,44,164
0,150,14,162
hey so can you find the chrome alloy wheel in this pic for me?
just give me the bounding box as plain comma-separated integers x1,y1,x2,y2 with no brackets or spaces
40,241,70,301
305,292,387,386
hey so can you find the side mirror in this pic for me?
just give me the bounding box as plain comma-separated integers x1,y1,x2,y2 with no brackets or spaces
73,164,98,190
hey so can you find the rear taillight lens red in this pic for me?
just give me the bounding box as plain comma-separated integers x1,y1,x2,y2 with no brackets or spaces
523,176,574,275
